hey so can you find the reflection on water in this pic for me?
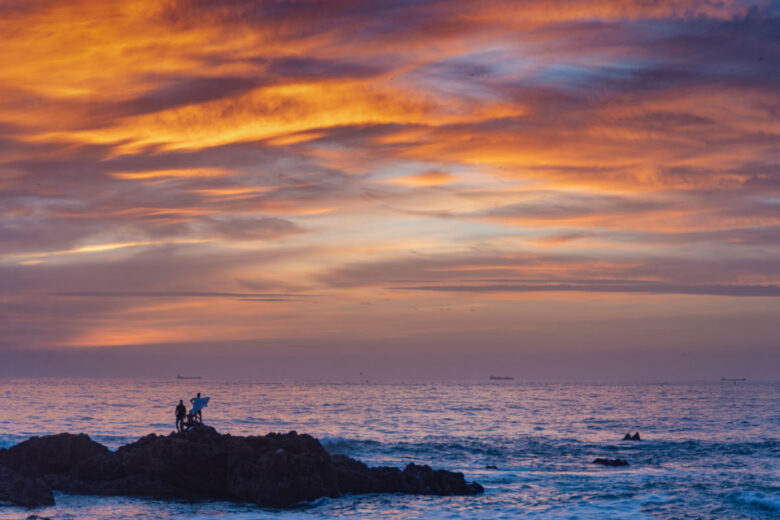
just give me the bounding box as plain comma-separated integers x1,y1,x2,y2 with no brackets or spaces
0,380,778,519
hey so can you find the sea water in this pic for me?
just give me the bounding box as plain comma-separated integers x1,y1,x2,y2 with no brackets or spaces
0,379,778,519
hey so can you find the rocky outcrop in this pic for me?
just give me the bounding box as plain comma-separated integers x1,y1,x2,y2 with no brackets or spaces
0,466,55,508
4,432,109,477
331,455,483,496
622,432,641,441
0,426,483,508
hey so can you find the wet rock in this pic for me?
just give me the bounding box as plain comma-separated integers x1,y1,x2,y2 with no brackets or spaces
403,463,484,495
0,466,54,508
331,455,482,496
592,458,629,467
622,432,641,441
0,425,483,508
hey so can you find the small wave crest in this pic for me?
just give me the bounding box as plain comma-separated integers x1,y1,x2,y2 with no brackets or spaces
734,491,780,512
319,436,380,454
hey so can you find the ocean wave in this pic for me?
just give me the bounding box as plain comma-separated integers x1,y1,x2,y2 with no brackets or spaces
318,434,780,475
734,491,780,512
319,436,381,453
525,494,674,520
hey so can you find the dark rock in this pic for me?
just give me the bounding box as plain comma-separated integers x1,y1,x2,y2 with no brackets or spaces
402,463,484,495
622,432,641,441
0,426,483,508
5,433,109,477
0,465,54,507
485,464,498,470
331,455,482,496
592,458,629,467
623,433,632,440
26,516,52,520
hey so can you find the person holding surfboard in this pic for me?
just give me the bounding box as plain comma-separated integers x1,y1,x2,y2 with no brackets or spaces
189,392,210,423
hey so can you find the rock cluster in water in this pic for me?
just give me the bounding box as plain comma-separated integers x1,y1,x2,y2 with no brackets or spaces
592,458,629,467
0,426,483,508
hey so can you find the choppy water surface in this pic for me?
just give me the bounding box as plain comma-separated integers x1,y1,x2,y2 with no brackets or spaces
0,379,778,519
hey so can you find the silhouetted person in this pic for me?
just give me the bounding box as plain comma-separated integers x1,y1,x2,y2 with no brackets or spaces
190,392,203,422
175,400,187,431
184,412,195,430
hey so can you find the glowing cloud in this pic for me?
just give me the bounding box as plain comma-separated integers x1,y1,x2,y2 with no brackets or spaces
0,0,777,379
387,172,459,187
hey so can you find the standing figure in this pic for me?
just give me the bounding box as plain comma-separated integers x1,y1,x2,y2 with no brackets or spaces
175,400,187,431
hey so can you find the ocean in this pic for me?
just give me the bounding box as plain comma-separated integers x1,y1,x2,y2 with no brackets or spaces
0,379,778,519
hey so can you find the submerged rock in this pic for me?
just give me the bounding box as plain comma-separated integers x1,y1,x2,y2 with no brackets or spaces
0,426,483,508
592,458,629,467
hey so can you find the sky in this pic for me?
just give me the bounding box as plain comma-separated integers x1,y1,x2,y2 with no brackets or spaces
0,0,778,380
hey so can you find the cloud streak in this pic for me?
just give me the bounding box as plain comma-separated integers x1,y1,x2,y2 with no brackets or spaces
396,283,780,297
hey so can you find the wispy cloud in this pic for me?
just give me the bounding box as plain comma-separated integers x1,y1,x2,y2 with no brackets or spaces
395,283,780,297
49,291,308,299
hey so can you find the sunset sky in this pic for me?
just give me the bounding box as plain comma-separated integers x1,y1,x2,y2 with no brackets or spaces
1,0,778,380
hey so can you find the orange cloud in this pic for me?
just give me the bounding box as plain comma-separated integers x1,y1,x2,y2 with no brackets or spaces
1,0,777,361
112,168,232,180
387,171,459,187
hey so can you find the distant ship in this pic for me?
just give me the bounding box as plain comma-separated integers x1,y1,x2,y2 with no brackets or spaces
177,375,202,380
490,375,514,381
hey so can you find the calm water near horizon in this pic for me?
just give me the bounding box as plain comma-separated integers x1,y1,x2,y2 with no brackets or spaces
0,379,778,519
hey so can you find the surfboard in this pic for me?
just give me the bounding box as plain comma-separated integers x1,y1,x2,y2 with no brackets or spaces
190,396,210,415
